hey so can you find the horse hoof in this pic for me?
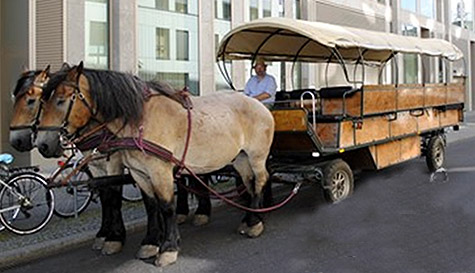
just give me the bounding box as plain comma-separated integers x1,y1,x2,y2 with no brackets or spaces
101,241,123,255
136,244,160,259
92,237,105,250
237,222,248,235
155,251,178,267
192,214,210,226
176,214,188,225
246,222,264,238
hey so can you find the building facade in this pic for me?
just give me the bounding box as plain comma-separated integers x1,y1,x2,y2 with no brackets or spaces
1,0,475,166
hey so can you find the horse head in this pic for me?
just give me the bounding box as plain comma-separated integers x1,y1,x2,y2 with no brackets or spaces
36,61,95,158
9,65,51,152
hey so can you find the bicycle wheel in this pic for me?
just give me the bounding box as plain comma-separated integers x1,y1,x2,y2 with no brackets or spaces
52,165,93,218
0,172,54,235
122,183,142,202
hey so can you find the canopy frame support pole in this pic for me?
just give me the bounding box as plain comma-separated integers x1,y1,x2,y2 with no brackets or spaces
290,38,313,90
218,36,236,90
250,29,284,78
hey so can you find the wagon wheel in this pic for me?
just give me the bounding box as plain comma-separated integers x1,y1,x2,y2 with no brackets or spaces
322,159,354,204
425,135,445,173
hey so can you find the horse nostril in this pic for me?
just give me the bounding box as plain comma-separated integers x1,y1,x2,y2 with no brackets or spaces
15,139,22,148
39,143,49,153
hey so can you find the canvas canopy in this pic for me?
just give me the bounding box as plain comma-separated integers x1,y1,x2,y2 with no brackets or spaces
216,17,463,64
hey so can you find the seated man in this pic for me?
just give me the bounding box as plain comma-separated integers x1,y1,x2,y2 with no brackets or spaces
244,59,277,107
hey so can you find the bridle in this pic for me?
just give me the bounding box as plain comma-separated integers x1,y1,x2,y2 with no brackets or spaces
9,81,47,132
37,75,96,138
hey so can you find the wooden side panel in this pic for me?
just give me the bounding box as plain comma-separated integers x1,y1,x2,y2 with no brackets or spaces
439,109,460,127
321,92,361,116
368,136,421,169
397,84,424,110
272,109,308,132
399,136,421,162
363,89,397,115
418,109,440,132
339,121,354,148
424,84,446,106
447,83,465,104
390,112,418,137
355,116,390,145
315,123,338,147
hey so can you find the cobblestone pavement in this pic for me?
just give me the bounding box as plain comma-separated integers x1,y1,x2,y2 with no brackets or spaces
1,110,475,269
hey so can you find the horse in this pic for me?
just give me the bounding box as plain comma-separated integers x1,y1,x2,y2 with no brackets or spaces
9,66,51,151
8,65,161,259
35,62,274,267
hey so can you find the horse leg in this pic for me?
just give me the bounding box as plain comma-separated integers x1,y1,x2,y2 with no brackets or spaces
101,184,126,255
233,152,269,238
245,154,270,238
175,176,189,225
92,186,111,250
191,175,211,226
232,152,257,236
136,189,161,259
148,166,180,267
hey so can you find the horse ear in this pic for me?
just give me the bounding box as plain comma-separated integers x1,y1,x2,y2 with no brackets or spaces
38,65,51,82
60,62,71,71
21,65,29,75
67,61,84,81
77,61,84,75
44,64,51,74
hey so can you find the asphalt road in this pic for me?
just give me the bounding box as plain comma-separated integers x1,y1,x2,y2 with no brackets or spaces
4,137,475,273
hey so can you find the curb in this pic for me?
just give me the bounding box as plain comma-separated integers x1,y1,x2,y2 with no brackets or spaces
0,217,147,270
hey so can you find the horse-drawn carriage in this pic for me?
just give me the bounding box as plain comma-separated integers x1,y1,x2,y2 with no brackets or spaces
4,17,465,267
216,17,465,203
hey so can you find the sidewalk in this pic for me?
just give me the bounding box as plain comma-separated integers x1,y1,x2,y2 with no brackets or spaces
1,111,475,270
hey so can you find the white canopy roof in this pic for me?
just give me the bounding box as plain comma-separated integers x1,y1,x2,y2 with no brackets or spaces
217,17,463,63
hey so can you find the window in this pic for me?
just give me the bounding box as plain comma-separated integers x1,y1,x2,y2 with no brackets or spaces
250,0,258,20
176,30,189,61
294,0,301,19
222,0,231,20
215,0,231,20
377,0,385,4
402,25,418,84
176,0,187,14
156,28,170,60
85,0,109,69
401,0,416,12
263,0,272,17
156,72,189,90
451,0,473,30
421,0,434,18
156,0,168,10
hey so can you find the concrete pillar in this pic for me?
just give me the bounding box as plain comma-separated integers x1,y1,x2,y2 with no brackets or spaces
65,0,85,65
284,0,294,90
231,0,248,90
0,0,31,164
199,0,215,95
111,0,137,73
301,0,316,88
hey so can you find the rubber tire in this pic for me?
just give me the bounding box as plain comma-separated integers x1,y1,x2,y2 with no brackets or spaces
52,164,93,218
0,172,55,235
425,135,445,173
322,159,354,204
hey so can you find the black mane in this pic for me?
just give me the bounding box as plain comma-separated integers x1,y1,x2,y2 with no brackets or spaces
43,68,177,126
13,70,42,98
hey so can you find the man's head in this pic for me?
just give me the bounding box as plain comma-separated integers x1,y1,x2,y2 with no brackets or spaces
253,59,267,77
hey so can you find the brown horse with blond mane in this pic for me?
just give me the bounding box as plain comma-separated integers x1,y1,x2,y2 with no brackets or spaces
35,61,274,267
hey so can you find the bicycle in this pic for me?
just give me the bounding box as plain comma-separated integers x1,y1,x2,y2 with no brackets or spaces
0,153,55,235
51,151,142,219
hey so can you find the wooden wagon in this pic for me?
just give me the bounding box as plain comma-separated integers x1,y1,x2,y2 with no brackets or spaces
217,18,465,203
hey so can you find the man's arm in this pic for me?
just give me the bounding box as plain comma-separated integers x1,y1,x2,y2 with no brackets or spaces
252,92,271,101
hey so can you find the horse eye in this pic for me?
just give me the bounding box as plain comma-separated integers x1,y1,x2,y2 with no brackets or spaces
26,98,36,106
57,99,66,106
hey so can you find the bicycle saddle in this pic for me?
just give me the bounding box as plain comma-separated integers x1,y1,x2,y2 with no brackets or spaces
0,153,14,164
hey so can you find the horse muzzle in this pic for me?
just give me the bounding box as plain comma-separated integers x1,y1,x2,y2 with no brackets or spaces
35,130,64,158
9,129,34,152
